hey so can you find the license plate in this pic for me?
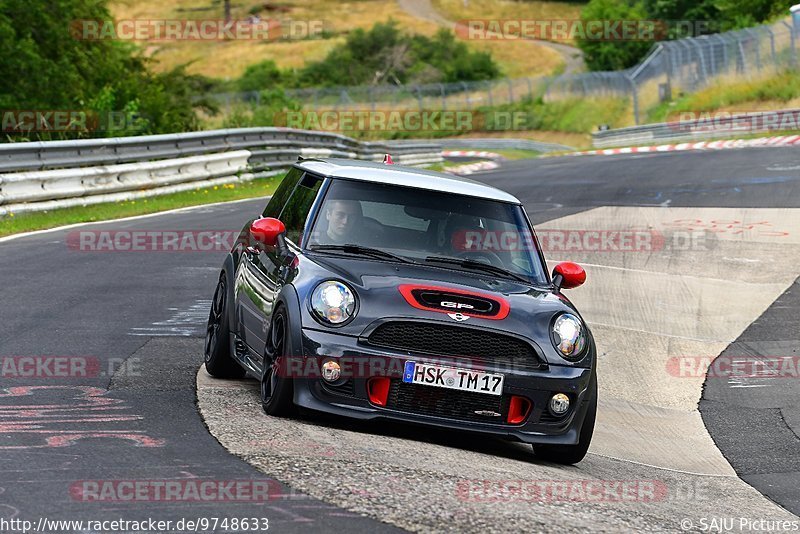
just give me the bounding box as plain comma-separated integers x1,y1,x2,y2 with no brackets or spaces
402,361,504,396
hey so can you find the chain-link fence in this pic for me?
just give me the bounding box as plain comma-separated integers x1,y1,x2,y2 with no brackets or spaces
546,19,797,123
211,76,552,112
211,19,799,125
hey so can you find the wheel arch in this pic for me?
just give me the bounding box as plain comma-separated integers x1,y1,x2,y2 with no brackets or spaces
221,253,238,335
273,284,304,359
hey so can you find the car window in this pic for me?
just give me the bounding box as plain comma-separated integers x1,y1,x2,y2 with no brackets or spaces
262,167,303,219
278,172,323,244
361,202,431,231
307,179,547,284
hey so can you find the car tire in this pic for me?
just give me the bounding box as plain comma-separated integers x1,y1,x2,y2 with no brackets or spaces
260,306,295,417
204,271,245,378
532,376,597,465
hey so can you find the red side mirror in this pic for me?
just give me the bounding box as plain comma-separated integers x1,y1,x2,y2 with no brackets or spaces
249,217,286,248
553,262,586,290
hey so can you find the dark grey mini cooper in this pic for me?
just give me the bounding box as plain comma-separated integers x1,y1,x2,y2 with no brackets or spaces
205,157,596,464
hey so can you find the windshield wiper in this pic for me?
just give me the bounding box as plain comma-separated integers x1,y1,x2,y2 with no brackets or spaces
308,244,416,264
424,255,530,283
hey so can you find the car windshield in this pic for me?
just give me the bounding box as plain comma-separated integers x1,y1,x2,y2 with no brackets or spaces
306,179,548,284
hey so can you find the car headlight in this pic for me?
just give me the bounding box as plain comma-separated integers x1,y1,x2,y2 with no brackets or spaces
551,313,586,360
311,281,357,325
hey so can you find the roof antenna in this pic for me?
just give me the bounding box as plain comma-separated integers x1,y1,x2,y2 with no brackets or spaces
383,154,394,165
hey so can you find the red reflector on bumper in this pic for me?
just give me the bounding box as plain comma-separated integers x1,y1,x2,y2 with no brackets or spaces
367,377,391,406
507,395,532,424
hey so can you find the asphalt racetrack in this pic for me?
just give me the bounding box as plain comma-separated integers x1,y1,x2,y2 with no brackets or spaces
1,147,798,532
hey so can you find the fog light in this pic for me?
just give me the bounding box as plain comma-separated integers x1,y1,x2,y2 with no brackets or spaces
549,393,570,416
322,361,341,382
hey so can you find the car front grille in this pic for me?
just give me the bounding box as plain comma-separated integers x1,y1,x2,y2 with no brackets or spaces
366,321,543,370
386,379,511,424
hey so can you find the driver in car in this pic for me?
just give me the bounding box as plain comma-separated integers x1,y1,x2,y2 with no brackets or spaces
447,214,485,255
323,199,363,244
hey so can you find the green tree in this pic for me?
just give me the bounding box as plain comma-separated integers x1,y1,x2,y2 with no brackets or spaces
298,21,500,87
238,60,285,93
715,0,795,30
0,0,210,139
577,0,655,70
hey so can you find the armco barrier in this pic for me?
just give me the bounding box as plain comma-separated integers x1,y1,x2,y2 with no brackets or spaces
0,128,442,216
390,138,572,153
592,109,800,148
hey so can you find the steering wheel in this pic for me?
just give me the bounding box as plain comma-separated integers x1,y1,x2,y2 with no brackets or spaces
456,249,505,268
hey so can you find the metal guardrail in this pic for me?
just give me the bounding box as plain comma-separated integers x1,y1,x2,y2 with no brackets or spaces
591,108,800,148
0,128,442,216
0,128,440,172
425,138,572,153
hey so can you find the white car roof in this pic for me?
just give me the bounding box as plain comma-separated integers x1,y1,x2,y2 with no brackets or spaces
294,158,521,204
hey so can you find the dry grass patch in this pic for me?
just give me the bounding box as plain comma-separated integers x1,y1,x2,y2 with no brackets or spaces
433,0,585,44
110,0,441,77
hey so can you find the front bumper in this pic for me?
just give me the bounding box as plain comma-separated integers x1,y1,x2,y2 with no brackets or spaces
291,327,596,446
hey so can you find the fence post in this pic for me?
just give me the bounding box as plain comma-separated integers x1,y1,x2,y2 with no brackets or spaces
439,83,446,110
694,40,709,85
486,82,494,107
765,27,777,72
746,29,762,71
736,36,747,74
414,85,423,110
718,34,729,73
627,74,640,125
783,21,797,66
461,81,471,108
703,36,717,76
506,78,514,103
525,77,533,100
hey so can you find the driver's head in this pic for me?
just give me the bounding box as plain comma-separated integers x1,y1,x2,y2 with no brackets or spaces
448,214,483,253
325,199,362,242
